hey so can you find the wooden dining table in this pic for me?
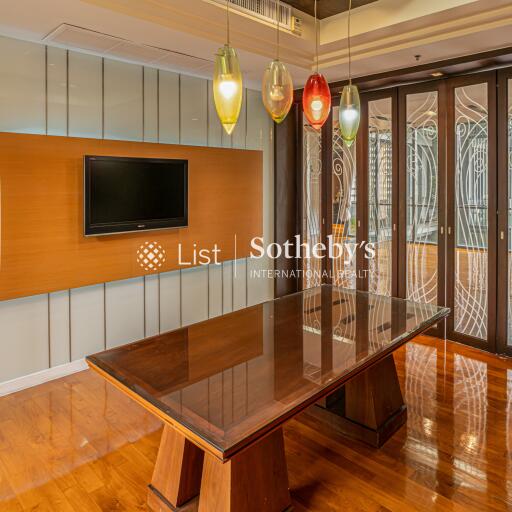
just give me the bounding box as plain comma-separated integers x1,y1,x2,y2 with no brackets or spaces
87,285,449,512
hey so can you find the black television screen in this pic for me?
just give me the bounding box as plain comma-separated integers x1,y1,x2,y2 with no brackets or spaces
84,156,188,236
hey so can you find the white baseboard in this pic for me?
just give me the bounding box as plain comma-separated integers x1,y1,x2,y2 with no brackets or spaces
0,359,88,397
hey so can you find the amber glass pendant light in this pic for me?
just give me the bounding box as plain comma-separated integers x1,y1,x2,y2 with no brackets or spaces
302,0,331,130
213,0,243,135
339,0,360,146
262,0,293,123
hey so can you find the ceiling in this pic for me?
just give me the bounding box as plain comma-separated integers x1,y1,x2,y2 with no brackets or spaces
0,0,511,89
284,0,378,19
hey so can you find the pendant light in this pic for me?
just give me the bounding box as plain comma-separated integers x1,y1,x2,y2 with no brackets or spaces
213,0,243,135
262,0,293,123
302,0,331,130
339,0,360,146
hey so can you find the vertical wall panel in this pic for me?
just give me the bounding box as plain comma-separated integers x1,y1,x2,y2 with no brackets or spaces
144,274,160,337
247,256,273,306
0,36,45,134
144,67,158,142
0,34,275,385
104,59,143,141
208,264,223,318
233,258,247,311
180,75,207,146
49,290,70,367
0,295,49,382
246,88,266,150
247,88,274,301
232,89,247,149
160,270,181,332
222,261,234,314
222,129,232,148
159,70,180,144
68,51,102,138
46,47,67,136
70,284,105,360
207,80,223,147
181,266,209,326
105,278,144,348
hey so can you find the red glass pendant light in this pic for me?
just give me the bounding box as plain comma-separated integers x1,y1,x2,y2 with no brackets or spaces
303,73,331,130
302,0,331,130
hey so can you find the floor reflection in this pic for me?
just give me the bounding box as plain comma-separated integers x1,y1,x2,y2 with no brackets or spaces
0,336,510,511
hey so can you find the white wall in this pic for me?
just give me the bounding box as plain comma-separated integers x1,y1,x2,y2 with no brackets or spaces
0,35,274,384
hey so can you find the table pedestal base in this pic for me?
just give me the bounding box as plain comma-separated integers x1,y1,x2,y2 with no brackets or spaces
305,354,407,447
148,427,292,512
199,428,291,512
147,425,204,511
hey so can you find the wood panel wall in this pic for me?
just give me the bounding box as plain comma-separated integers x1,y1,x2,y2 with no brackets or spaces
0,133,262,301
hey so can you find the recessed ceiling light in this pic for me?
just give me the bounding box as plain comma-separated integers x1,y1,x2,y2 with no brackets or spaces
431,71,444,77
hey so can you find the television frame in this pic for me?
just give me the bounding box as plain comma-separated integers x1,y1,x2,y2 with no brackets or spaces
83,155,188,236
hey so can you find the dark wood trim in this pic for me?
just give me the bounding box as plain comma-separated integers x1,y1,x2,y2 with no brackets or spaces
356,96,369,291
391,89,399,298
274,105,300,298
296,108,304,292
321,112,334,284
294,46,512,103
496,67,512,356
445,71,497,352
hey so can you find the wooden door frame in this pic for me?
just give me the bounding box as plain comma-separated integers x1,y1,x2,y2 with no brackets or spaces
496,67,512,356
445,71,498,352
321,111,334,285
397,80,447,339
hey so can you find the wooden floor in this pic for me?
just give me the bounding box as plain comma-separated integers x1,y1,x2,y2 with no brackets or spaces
0,336,511,511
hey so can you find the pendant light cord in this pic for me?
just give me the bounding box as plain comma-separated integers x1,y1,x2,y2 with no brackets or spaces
276,0,280,61
226,0,230,45
315,0,319,73
348,0,352,84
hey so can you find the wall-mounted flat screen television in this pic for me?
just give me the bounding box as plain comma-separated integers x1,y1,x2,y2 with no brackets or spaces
84,155,188,236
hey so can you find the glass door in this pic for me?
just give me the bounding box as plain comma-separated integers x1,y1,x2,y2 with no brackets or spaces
446,72,497,351
398,82,446,337
497,68,512,356
360,90,398,295
332,105,357,289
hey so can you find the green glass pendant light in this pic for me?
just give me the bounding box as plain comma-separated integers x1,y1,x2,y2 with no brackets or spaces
339,0,360,146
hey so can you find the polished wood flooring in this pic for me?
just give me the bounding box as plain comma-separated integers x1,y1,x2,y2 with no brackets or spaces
0,336,511,511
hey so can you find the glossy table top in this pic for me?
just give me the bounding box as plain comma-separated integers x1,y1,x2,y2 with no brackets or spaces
87,285,449,458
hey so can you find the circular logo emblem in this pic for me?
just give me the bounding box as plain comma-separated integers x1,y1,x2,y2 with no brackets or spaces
137,242,166,271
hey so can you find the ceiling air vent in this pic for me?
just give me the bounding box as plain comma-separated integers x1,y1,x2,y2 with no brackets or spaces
212,0,295,31
42,24,214,74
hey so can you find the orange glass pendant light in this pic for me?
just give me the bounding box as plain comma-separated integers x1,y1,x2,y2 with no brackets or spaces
302,0,331,130
262,0,293,123
339,0,360,146
213,0,243,135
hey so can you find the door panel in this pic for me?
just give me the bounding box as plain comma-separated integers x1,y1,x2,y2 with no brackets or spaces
398,82,446,338
497,68,512,356
447,73,497,350
332,105,357,289
368,97,394,296
302,114,323,290
360,91,398,296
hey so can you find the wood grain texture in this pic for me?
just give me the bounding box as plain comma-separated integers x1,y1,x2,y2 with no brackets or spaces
150,425,204,508
199,428,291,512
0,132,263,301
0,336,511,511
